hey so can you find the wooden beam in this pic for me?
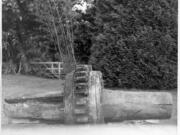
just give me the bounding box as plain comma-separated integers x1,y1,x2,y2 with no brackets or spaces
102,90,173,122
3,70,173,124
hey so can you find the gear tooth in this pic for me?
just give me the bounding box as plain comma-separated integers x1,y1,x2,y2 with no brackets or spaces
74,85,88,94
73,65,91,124
74,90,88,95
75,65,91,72
75,68,88,72
74,71,89,77
74,108,87,114
75,98,88,105
75,116,89,123
75,83,88,89
74,76,88,83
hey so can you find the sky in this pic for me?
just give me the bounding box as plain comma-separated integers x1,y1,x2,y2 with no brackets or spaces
73,0,92,13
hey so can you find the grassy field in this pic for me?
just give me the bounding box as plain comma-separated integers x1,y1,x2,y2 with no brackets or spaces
2,75,64,99
2,75,177,126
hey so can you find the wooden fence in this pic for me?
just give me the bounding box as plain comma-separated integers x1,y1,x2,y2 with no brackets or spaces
31,62,63,78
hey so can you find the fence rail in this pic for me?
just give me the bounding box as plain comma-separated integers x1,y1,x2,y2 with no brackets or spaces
30,62,63,78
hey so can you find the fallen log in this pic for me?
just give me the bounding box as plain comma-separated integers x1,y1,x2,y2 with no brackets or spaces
3,65,173,124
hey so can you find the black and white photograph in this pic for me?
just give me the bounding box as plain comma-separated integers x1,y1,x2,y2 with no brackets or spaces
1,0,178,134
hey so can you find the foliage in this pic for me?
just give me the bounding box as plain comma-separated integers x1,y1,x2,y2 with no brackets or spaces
34,0,79,75
2,0,50,74
34,0,76,62
2,0,78,74
73,8,95,63
89,0,177,89
2,0,177,89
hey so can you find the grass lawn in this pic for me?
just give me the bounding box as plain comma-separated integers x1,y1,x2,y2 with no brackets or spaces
2,75,64,99
1,74,177,126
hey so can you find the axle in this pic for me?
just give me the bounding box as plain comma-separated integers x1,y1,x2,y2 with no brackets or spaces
3,65,173,124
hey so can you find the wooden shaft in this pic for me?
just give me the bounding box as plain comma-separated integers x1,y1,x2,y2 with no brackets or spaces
102,90,173,122
4,102,64,121
3,69,173,124
4,90,173,123
4,92,64,122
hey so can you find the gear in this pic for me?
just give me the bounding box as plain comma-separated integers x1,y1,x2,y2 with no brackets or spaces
73,65,92,124
64,64,103,124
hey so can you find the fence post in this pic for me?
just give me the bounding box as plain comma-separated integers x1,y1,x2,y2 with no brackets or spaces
58,62,61,76
51,63,53,74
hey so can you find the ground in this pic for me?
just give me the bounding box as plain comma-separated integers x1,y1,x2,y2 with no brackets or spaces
1,74,177,128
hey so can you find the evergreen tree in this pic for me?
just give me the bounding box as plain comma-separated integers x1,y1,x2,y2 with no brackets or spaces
89,0,177,89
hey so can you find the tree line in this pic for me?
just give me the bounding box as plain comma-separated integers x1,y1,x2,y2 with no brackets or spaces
2,0,177,89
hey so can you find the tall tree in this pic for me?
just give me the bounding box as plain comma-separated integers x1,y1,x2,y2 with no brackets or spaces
2,0,49,73
34,0,78,73
89,0,177,89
